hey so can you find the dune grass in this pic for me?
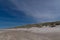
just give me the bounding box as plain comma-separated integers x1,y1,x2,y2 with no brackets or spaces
14,21,60,28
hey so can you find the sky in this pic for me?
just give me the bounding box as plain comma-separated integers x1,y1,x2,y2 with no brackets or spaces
0,0,60,28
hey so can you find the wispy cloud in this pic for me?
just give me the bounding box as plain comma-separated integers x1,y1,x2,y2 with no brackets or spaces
10,0,60,22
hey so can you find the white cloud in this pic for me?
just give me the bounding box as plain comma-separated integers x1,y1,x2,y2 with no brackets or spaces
10,0,60,22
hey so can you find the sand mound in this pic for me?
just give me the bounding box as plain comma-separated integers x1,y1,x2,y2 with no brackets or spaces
0,25,60,40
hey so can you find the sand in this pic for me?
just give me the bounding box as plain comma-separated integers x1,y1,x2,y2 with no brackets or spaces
0,30,60,40
0,25,60,40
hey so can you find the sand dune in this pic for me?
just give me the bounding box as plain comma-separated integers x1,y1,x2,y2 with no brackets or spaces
0,26,60,40
0,30,60,40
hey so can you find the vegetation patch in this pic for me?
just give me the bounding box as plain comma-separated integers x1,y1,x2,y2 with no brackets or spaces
14,21,60,28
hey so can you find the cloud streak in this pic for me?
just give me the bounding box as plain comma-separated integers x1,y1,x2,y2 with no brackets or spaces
10,0,60,23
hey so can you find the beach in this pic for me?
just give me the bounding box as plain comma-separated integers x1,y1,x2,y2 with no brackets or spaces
0,26,60,40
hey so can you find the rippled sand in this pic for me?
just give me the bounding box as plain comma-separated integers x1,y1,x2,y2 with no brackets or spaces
0,30,60,40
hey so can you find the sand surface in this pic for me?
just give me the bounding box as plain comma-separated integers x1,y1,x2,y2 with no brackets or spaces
0,26,60,40
0,30,60,40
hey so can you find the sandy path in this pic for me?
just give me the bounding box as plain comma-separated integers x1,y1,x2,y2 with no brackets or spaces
0,30,60,40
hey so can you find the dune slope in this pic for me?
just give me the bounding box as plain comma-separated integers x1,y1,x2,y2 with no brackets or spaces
0,29,60,40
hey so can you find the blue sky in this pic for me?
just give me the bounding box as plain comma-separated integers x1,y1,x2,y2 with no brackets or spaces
0,0,60,28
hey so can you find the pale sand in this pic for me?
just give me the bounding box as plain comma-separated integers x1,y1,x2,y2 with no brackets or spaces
0,25,60,40
0,30,60,40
